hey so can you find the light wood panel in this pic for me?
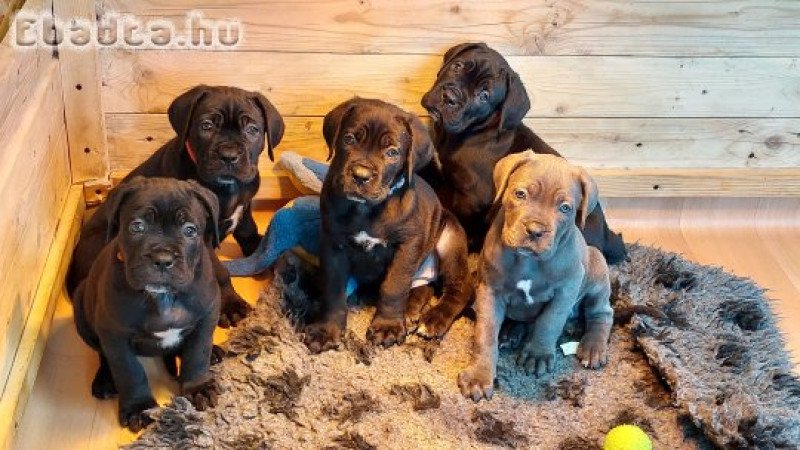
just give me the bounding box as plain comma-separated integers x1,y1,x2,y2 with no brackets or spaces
54,0,109,181
100,51,800,118
0,0,53,187
104,113,800,198
0,187,84,450
101,0,800,56
0,61,70,404
106,115,800,170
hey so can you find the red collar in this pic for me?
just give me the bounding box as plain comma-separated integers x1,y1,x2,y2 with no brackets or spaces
184,140,198,165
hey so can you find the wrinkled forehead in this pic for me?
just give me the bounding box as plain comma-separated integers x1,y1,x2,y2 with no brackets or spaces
444,49,507,78
198,91,262,121
508,161,577,199
124,188,203,222
343,105,406,136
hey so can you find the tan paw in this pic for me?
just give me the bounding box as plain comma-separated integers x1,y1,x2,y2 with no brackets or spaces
367,316,406,348
458,364,495,402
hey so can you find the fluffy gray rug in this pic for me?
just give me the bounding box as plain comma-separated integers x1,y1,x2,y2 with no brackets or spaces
127,244,800,449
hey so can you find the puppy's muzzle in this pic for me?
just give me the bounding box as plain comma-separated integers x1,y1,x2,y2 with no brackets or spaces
218,147,241,165
442,85,461,108
524,221,551,241
350,164,375,186
147,248,176,272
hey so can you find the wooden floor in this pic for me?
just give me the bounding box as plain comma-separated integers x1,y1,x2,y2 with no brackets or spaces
12,198,800,450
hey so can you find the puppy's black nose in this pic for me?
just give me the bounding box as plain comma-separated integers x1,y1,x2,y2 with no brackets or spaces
220,152,240,164
351,165,373,185
150,251,175,271
525,223,550,240
443,89,459,107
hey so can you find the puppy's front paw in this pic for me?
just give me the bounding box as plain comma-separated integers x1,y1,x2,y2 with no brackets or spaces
91,367,117,399
218,293,252,328
182,378,221,411
119,397,158,432
416,306,455,339
458,364,495,402
577,335,609,369
303,321,344,354
404,307,423,333
367,316,406,348
517,345,556,377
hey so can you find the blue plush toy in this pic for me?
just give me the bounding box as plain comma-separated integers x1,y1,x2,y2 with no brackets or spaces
223,152,331,279
224,194,322,276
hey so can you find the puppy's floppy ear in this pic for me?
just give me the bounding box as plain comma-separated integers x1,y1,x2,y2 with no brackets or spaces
438,42,488,77
401,113,434,183
322,98,359,161
498,68,530,131
185,180,221,248
105,176,149,242
168,85,212,149
573,166,599,230
491,150,537,205
251,92,286,162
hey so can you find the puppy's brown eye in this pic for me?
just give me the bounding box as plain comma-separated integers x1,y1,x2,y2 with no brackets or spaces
342,133,356,145
182,224,198,238
452,61,464,71
559,203,572,213
200,120,213,131
478,90,490,103
386,147,400,158
246,124,259,134
514,189,527,200
129,219,145,233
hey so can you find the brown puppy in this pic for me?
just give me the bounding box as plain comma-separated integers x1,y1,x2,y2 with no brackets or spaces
420,42,626,264
303,98,471,352
458,151,613,401
73,177,221,431
68,85,285,327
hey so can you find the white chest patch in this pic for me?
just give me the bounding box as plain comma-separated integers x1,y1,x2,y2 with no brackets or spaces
153,328,184,348
226,205,245,234
516,279,535,304
352,231,387,251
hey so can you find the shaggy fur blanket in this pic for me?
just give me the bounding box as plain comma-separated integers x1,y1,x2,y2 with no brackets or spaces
128,244,800,449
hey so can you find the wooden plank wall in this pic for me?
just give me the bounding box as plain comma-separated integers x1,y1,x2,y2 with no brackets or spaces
0,0,72,410
94,0,800,198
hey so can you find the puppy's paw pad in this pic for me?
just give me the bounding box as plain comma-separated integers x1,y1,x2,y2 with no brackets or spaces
458,366,494,402
577,338,609,369
517,347,556,377
218,295,253,328
91,372,117,399
183,378,221,411
367,317,406,348
303,322,344,354
119,397,158,432
417,308,454,339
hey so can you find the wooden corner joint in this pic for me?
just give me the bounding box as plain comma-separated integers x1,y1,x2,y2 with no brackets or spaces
83,179,113,206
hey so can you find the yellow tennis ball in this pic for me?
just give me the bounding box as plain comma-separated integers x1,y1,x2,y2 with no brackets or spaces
604,424,653,450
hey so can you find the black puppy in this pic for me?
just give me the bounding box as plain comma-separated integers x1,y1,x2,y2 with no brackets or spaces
72,177,221,431
421,43,626,263
67,85,285,326
303,98,472,352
